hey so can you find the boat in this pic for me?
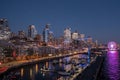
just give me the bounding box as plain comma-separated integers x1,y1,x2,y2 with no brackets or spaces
94,52,102,55
58,71,71,76
40,65,55,72
52,60,59,64
0,67,8,74
40,68,54,72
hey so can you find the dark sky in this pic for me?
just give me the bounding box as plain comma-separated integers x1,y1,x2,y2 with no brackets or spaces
0,0,120,43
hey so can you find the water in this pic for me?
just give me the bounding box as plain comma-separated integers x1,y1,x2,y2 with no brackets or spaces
3,51,120,80
1,54,94,80
100,51,120,80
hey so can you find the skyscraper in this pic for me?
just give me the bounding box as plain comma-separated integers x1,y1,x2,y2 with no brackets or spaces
72,30,79,40
48,31,54,42
0,18,11,40
80,34,85,41
64,28,71,43
0,18,9,30
28,25,37,39
43,24,50,43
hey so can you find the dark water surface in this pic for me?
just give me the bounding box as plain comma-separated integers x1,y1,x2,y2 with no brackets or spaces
100,51,120,80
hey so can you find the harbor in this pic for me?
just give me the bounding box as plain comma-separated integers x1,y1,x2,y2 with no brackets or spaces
0,49,105,80
0,0,120,79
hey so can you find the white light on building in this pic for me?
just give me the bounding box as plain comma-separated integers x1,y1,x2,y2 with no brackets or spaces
80,34,85,39
28,25,37,39
64,28,71,42
72,32,79,40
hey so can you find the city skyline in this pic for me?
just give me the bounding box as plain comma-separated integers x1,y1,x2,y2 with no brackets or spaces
0,0,120,43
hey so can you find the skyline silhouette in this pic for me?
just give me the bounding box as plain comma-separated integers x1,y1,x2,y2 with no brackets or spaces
0,0,120,43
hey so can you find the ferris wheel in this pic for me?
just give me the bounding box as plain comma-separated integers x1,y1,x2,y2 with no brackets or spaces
108,41,117,51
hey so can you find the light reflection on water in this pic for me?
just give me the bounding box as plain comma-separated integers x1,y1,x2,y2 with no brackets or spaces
102,51,120,80
35,64,38,73
30,68,32,79
21,68,24,77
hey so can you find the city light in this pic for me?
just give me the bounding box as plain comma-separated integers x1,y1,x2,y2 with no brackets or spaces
108,41,117,51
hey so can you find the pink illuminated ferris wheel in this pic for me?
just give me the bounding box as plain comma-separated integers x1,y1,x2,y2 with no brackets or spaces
108,41,117,51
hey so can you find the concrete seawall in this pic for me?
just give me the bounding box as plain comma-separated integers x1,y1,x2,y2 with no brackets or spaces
94,55,105,80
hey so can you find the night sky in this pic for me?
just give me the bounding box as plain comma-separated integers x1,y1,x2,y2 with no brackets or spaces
0,0,120,43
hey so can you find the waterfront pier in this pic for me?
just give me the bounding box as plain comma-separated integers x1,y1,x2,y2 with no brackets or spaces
74,55,104,80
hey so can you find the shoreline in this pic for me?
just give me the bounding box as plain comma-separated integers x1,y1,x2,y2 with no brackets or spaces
0,52,87,76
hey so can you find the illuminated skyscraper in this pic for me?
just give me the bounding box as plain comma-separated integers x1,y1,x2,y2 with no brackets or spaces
0,18,9,30
72,30,79,40
80,34,85,41
48,31,54,42
0,18,11,40
43,24,50,43
28,25,37,39
64,28,71,43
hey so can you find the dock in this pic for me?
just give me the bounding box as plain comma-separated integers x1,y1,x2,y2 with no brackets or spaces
74,55,104,80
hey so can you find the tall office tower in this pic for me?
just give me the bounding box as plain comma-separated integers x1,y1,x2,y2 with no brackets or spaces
72,30,79,40
80,34,85,41
0,18,11,40
48,31,54,42
0,18,9,30
28,25,37,39
43,24,50,43
64,28,71,43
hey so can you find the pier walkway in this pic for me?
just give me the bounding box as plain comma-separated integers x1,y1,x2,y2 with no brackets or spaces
74,55,104,80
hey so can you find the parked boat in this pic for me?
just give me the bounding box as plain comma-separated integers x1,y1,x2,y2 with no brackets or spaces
0,67,8,74
58,71,71,76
